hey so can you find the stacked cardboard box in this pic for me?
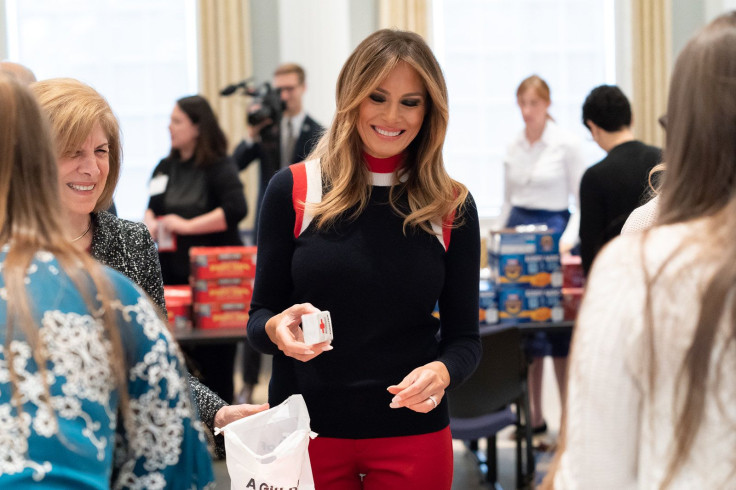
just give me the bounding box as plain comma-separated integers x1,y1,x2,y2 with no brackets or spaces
561,254,585,321
163,285,193,333
479,278,499,325
490,228,564,324
189,246,256,329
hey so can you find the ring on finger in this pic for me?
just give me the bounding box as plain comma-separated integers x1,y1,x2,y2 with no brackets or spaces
427,395,438,409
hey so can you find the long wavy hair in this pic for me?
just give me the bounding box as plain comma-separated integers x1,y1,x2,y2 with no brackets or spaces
30,78,121,212
0,73,128,427
309,29,468,234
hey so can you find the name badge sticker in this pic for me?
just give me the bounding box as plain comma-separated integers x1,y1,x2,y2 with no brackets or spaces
149,175,169,196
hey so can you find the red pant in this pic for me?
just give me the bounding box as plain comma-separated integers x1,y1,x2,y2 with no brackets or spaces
308,426,453,489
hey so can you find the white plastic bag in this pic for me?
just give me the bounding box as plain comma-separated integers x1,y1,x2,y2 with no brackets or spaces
215,394,318,490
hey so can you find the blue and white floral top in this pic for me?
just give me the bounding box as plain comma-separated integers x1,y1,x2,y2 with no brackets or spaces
0,247,215,489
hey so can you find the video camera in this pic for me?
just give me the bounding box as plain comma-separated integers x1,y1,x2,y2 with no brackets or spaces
220,79,285,128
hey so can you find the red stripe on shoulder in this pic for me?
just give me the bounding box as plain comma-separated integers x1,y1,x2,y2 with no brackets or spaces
443,208,456,251
290,163,307,238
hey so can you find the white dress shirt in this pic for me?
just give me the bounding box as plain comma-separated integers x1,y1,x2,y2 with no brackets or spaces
500,121,586,248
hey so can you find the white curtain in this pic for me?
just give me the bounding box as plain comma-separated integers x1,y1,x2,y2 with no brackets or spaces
198,0,258,230
631,0,672,148
378,0,429,38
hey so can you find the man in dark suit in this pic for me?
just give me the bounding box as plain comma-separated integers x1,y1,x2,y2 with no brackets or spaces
232,63,322,403
233,63,323,233
579,85,661,275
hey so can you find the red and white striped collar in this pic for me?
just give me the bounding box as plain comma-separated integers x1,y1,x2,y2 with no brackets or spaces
363,151,406,186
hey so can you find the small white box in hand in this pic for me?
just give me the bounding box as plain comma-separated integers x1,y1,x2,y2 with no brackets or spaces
301,311,333,345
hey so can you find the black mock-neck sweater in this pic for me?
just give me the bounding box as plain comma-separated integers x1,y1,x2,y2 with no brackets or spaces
248,153,481,439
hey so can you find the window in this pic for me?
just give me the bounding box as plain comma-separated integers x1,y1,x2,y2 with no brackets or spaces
4,0,198,221
433,0,615,219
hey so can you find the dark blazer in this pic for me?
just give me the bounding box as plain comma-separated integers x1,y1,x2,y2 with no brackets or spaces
233,114,323,229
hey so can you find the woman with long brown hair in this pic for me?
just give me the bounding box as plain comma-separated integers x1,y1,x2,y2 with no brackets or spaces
145,94,248,405
0,73,213,487
547,11,736,489
247,29,481,488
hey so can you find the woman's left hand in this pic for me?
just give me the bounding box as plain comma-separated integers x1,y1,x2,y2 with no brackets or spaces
214,402,270,429
386,361,450,413
158,214,190,235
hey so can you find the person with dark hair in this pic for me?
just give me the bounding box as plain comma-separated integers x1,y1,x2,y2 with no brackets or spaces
0,72,214,488
145,95,247,404
544,11,736,489
247,29,481,488
578,85,661,275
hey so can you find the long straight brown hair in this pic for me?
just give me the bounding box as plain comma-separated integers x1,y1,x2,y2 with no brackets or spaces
309,29,468,235
0,74,128,426
653,11,736,488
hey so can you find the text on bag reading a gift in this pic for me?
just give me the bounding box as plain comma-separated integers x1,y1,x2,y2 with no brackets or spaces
244,479,299,490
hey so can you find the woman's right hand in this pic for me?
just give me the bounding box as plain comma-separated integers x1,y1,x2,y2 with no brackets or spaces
265,303,333,362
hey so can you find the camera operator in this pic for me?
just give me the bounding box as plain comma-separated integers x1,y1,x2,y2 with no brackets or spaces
230,63,322,405
233,63,323,235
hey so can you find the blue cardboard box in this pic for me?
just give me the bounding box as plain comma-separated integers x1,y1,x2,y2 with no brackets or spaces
498,287,564,323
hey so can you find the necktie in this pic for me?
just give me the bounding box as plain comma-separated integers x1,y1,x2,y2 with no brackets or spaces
282,118,296,168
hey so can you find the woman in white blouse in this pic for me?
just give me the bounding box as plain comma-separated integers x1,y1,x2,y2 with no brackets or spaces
546,11,736,489
501,75,586,435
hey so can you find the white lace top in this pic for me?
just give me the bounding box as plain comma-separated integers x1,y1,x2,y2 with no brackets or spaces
0,248,214,488
555,218,736,489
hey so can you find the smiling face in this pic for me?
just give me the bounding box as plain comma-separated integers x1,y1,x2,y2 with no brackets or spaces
357,61,427,159
57,121,110,219
169,104,199,157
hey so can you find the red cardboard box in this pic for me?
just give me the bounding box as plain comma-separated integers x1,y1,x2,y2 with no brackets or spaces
562,254,585,288
193,277,254,304
562,287,584,321
163,285,192,333
194,301,250,329
189,246,257,280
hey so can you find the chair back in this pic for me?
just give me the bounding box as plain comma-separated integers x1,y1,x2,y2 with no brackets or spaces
448,326,524,419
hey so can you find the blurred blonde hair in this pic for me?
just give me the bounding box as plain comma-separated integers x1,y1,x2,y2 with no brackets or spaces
30,78,121,212
274,62,306,85
516,74,553,121
310,29,468,234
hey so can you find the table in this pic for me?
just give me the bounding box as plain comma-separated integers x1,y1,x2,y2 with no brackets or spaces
480,320,574,337
174,327,247,346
